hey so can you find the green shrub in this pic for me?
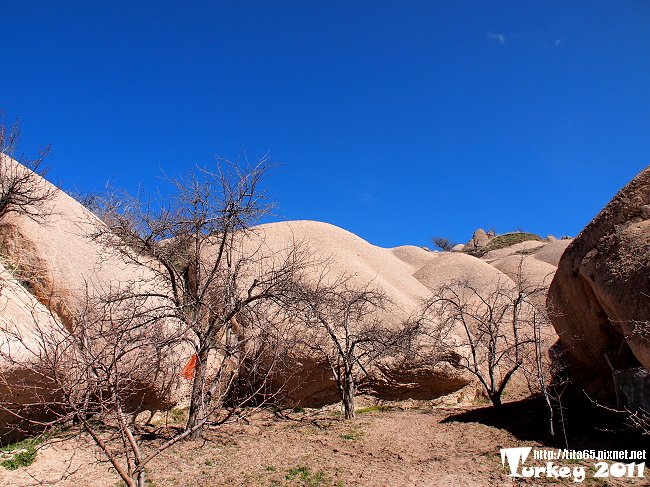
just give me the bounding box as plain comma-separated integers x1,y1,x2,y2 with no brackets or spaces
285,465,325,486
466,232,542,257
356,405,391,414
340,426,364,441
0,437,43,470
169,407,186,423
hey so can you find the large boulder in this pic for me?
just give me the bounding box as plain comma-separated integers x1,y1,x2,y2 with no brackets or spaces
414,251,514,293
464,228,490,250
547,166,650,403
0,262,65,443
216,220,471,405
530,239,572,267
0,158,182,421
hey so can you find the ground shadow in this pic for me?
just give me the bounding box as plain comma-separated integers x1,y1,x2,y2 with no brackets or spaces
441,396,648,452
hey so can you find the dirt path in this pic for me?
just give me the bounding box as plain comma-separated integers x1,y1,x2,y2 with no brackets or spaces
1,400,647,486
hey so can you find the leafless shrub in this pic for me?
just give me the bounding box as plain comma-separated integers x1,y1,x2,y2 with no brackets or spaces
627,408,650,435
0,119,57,222
419,264,551,409
530,300,573,442
291,274,420,419
82,157,312,438
432,237,457,252
0,264,306,486
0,278,183,486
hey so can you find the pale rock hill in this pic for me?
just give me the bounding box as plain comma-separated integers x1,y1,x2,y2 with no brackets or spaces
0,262,64,442
237,220,436,315
490,254,557,289
530,238,572,267
214,221,471,404
414,251,514,293
390,245,438,273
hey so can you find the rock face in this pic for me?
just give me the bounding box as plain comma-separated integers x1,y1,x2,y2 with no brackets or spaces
239,221,435,314
547,166,650,403
491,254,556,289
0,262,64,442
0,157,182,427
531,239,572,267
391,245,439,273
0,170,152,327
1,157,577,420
218,221,472,405
465,228,490,250
414,252,513,293
480,240,546,263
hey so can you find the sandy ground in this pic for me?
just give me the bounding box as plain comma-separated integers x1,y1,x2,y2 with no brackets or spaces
2,395,647,487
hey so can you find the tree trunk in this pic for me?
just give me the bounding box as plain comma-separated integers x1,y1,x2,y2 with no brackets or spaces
187,349,209,438
542,389,555,436
489,391,502,408
342,371,356,420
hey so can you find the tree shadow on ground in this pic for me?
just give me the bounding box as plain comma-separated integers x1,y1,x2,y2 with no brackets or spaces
441,396,648,452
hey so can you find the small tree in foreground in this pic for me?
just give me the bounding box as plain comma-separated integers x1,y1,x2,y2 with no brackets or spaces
86,157,311,438
293,275,419,419
0,265,301,486
420,272,549,409
0,156,311,485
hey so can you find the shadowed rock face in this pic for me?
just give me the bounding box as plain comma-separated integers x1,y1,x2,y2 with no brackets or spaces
0,157,182,430
0,262,64,444
547,166,650,403
367,363,470,401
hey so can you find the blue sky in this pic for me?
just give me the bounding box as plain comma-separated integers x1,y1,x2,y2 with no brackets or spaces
2,1,649,248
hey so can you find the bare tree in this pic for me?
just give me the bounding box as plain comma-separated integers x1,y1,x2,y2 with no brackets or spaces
1,268,179,486
432,237,457,252
85,157,311,437
531,305,555,432
419,273,548,408
526,299,573,444
0,119,57,222
0,263,303,486
292,275,419,419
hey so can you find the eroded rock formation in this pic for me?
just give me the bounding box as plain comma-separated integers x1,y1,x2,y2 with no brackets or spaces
547,166,650,403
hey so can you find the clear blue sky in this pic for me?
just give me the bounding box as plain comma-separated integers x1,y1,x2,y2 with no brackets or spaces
2,1,649,248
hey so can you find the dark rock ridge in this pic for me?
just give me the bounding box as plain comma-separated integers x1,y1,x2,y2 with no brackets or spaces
547,166,650,404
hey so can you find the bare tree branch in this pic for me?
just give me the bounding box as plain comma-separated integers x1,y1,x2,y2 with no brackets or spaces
0,119,57,223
